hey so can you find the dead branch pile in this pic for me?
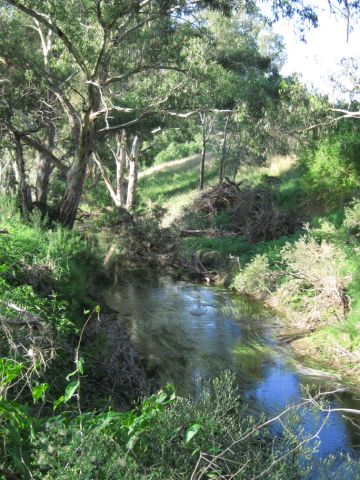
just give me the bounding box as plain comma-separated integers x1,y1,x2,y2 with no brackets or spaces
244,205,297,243
191,181,241,215
190,182,298,242
0,302,56,397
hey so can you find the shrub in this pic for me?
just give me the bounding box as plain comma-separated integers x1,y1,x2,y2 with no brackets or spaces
30,372,321,479
344,198,360,237
276,236,351,329
233,254,274,297
302,131,360,201
0,195,20,223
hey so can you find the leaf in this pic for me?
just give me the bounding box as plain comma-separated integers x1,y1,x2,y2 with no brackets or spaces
185,423,201,443
32,383,49,402
77,357,84,375
64,380,79,403
53,395,65,411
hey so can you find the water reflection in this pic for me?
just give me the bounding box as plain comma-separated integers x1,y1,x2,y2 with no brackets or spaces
104,273,360,468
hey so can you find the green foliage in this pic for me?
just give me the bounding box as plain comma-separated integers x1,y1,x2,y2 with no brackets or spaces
0,195,20,223
154,138,201,165
233,254,274,296
301,130,360,201
27,372,341,479
344,198,360,237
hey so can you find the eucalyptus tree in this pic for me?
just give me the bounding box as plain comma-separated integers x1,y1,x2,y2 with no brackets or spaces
1,0,237,227
177,8,284,188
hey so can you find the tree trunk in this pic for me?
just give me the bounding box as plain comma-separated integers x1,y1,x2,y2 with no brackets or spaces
14,135,32,221
35,29,56,208
126,135,140,209
35,117,55,207
115,132,127,207
199,115,206,191
58,118,94,228
219,114,230,183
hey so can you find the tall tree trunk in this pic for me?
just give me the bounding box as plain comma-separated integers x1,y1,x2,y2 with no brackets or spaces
117,140,127,207
126,135,140,210
14,135,32,221
58,117,94,228
35,26,56,208
35,121,55,206
113,131,127,207
219,114,230,182
199,115,206,191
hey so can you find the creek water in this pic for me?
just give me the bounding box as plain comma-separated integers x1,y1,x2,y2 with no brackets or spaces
104,271,360,476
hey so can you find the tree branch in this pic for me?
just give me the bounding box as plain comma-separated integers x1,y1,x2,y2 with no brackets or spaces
21,135,68,175
5,0,90,77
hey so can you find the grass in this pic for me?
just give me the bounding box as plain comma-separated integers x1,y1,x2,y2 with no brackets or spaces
137,153,218,224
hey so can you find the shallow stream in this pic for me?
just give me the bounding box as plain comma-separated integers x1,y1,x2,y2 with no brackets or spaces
104,271,360,475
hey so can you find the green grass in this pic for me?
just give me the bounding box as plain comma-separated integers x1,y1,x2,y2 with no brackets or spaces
137,154,218,215
180,232,302,266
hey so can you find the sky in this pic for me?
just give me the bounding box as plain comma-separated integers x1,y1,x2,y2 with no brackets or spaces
267,2,360,100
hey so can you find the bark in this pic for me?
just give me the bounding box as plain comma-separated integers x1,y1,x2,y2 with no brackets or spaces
93,132,127,208
116,133,127,206
219,114,230,183
14,134,32,221
199,143,206,191
35,121,55,206
126,135,140,209
57,115,95,228
199,112,215,191
199,114,207,191
35,27,56,207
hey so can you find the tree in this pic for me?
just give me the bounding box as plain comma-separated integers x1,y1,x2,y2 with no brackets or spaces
1,0,236,227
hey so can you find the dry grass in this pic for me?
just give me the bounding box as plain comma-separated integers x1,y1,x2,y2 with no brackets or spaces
235,155,297,183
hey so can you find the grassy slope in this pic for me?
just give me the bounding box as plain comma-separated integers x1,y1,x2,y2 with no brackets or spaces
137,153,218,225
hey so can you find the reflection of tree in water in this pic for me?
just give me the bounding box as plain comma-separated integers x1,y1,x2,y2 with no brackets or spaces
233,341,274,381
107,276,246,394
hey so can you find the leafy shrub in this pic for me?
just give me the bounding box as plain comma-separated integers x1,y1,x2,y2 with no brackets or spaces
0,195,20,223
29,208,49,231
233,254,274,297
344,198,360,237
29,372,320,480
275,236,351,329
302,131,360,200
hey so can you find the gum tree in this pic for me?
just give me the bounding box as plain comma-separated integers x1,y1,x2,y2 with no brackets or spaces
1,0,236,226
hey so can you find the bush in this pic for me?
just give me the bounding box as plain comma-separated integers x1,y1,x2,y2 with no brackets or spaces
0,195,20,223
275,235,351,329
344,198,360,237
302,131,360,201
29,372,322,479
233,254,274,297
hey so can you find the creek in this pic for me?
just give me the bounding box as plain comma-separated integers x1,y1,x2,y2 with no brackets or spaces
104,271,360,476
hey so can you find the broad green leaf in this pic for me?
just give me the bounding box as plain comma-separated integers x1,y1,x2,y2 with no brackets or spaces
185,423,201,443
53,395,65,411
32,383,49,402
64,380,79,403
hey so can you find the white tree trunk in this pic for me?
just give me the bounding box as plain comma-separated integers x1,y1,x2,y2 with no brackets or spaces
126,135,140,209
